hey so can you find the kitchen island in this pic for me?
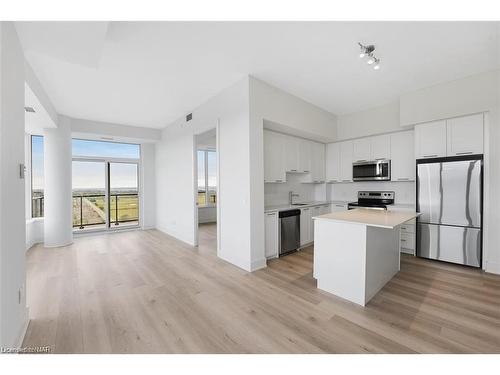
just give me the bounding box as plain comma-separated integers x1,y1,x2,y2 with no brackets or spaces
313,209,420,306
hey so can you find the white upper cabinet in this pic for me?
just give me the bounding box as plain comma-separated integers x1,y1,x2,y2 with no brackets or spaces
310,142,325,183
446,113,484,156
390,131,415,181
370,134,391,160
339,140,353,182
352,138,371,163
299,139,311,173
414,120,447,159
326,143,341,182
263,130,285,183
284,135,300,172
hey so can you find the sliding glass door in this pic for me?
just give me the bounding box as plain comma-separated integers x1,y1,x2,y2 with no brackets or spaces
72,159,139,231
109,162,139,227
72,160,107,230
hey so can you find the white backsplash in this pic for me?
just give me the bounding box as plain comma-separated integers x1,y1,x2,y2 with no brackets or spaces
329,181,415,205
265,174,319,206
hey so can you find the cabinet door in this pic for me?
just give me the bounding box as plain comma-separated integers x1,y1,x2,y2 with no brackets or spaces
263,131,285,183
299,139,311,173
300,207,311,246
330,203,347,212
310,142,325,182
326,143,341,182
311,206,321,240
371,134,391,160
415,120,447,159
390,131,415,181
264,212,279,258
284,135,300,172
352,138,371,163
339,141,353,182
446,113,484,156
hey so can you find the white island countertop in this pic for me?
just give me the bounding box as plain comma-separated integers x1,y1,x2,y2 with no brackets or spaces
313,208,420,229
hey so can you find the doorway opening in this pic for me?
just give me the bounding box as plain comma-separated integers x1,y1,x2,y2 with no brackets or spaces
195,128,218,253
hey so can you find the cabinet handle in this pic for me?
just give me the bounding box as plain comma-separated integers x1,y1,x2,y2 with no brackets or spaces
275,180,283,182
456,151,473,155
356,159,367,162
375,158,386,160
290,169,297,172
397,178,410,181
267,213,276,216
342,179,351,182
303,208,309,211
422,154,438,158
335,204,344,207
401,239,407,242
304,170,310,173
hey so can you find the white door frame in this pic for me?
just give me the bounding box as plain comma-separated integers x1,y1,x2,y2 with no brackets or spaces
193,122,220,254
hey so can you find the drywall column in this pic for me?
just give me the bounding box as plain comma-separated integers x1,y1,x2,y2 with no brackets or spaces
43,116,73,247
0,21,29,348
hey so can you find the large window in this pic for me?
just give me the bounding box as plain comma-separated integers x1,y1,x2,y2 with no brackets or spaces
72,139,140,230
31,135,44,218
197,150,216,207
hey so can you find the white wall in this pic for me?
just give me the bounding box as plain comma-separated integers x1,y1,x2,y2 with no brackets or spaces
265,174,317,206
0,21,29,348
70,116,161,143
140,143,156,229
156,77,257,270
336,101,404,140
250,76,337,142
43,116,73,247
329,181,415,205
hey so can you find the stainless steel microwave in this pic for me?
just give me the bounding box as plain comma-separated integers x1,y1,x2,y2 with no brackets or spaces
352,160,391,181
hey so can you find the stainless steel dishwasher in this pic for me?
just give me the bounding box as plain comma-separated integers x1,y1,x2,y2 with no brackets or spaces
279,209,301,256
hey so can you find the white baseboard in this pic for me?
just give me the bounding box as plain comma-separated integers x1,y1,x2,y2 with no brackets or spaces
486,261,500,275
250,258,267,271
155,226,196,247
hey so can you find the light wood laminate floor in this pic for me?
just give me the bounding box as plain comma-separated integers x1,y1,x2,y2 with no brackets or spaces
23,225,500,353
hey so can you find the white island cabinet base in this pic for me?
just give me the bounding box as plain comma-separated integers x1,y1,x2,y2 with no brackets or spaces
313,209,419,306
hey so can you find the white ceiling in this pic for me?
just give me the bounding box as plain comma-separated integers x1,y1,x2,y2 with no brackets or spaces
15,21,499,129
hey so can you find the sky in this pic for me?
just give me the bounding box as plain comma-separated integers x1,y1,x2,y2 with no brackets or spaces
31,137,140,191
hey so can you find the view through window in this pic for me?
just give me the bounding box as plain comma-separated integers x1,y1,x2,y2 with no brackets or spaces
197,150,216,207
72,139,140,230
31,135,44,218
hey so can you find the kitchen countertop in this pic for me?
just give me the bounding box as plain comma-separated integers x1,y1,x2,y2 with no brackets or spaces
264,201,330,213
313,208,420,229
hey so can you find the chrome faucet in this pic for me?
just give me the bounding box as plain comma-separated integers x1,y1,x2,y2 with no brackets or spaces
289,191,299,205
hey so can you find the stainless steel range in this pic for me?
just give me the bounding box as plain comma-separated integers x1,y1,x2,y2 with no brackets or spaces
348,191,395,210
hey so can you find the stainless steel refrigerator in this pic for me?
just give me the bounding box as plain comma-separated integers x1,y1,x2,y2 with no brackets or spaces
416,155,483,267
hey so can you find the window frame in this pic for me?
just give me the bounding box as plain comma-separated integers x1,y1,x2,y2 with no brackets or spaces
31,135,44,218
197,149,217,208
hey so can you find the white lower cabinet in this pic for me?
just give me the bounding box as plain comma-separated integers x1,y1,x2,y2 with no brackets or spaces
264,212,279,259
300,207,312,246
399,219,415,255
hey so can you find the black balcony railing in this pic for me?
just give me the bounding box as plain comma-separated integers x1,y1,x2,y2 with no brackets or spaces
32,196,44,218
72,193,139,229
